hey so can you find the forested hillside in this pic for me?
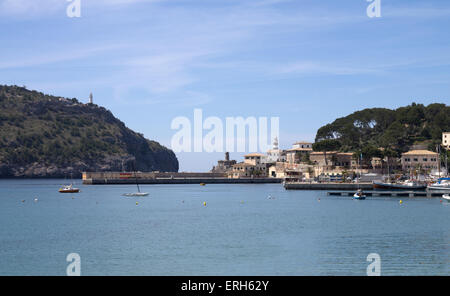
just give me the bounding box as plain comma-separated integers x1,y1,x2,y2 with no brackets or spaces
0,85,179,177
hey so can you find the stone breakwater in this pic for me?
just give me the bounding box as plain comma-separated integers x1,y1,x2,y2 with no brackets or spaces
82,171,282,184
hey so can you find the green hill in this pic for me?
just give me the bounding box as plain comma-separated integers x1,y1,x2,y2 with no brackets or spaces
314,103,450,156
0,85,179,177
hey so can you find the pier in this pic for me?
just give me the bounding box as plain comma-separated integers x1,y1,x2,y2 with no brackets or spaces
327,191,445,198
82,172,282,185
284,182,373,190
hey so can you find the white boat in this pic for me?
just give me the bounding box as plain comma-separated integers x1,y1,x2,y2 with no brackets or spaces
427,178,450,191
59,173,80,193
122,166,149,197
443,194,450,202
59,183,80,193
353,189,366,200
123,192,149,197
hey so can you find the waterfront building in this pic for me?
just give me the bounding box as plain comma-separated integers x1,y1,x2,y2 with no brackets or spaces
227,153,268,178
244,153,264,165
286,141,313,164
284,170,303,182
292,141,313,149
230,161,267,178
266,137,285,163
443,132,450,149
211,152,236,173
335,152,355,168
309,151,355,169
401,150,439,171
309,151,336,167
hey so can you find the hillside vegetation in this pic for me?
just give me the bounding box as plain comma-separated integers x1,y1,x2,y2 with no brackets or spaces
0,85,178,177
314,103,450,157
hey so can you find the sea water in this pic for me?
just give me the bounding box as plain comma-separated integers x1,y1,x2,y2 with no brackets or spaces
0,179,448,275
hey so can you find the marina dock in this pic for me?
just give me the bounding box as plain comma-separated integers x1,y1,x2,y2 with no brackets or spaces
327,191,445,198
284,182,373,190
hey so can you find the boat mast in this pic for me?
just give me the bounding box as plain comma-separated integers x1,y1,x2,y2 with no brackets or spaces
437,144,441,178
446,150,448,177
135,174,141,193
445,146,449,177
133,163,141,193
387,158,390,183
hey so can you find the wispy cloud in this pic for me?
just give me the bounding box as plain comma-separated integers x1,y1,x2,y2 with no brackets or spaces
0,44,127,69
276,61,379,76
0,0,160,17
384,5,450,18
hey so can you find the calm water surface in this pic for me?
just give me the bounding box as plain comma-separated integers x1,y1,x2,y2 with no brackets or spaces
0,179,448,275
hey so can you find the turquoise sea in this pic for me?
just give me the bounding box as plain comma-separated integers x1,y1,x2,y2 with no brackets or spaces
0,179,448,275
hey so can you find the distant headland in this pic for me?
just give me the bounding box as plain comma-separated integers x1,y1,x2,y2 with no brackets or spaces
0,85,179,178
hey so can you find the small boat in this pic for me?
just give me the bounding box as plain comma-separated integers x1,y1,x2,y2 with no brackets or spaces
123,192,149,197
427,178,450,191
200,183,206,186
373,180,427,191
443,194,450,202
353,189,366,200
59,184,80,193
122,165,148,197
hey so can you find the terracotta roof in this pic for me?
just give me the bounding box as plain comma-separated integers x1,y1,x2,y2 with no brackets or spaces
244,153,264,157
294,141,313,145
402,150,438,156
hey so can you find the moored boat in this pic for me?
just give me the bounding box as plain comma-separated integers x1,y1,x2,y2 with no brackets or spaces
122,165,149,197
59,184,80,193
123,192,149,197
427,178,450,191
353,189,366,200
373,180,427,191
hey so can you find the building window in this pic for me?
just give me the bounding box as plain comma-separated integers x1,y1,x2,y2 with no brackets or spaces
423,158,427,162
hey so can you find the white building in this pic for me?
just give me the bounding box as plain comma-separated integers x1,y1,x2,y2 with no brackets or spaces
292,141,312,149
286,141,313,164
266,137,285,163
443,132,450,149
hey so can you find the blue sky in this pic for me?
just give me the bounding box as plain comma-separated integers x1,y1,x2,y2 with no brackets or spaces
1,0,450,171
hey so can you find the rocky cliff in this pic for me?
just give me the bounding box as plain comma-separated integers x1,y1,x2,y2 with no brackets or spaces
0,85,179,177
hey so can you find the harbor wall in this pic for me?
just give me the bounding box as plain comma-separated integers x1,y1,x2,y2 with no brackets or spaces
82,172,282,185
284,182,373,190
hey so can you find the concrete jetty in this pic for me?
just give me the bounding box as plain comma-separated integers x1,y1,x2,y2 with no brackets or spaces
284,182,373,190
82,172,282,185
327,191,444,198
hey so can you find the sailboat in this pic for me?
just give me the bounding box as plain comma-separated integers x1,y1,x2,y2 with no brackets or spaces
59,183,80,193
59,173,80,193
122,166,149,197
353,153,366,200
